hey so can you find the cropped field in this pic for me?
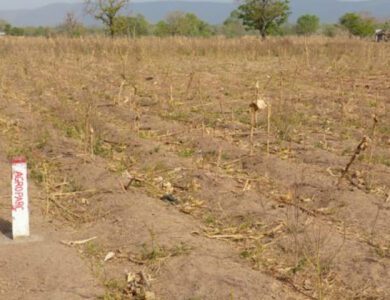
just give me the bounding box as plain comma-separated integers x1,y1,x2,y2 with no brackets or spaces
0,36,389,299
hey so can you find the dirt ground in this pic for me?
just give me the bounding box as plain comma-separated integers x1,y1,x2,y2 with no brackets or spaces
0,36,389,299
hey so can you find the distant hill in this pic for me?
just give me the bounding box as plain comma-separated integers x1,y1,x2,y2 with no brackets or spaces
0,2,236,27
0,0,389,27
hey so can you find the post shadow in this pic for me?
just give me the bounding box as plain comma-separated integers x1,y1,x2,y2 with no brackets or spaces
0,218,12,239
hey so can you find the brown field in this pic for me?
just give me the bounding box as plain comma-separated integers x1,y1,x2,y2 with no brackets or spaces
0,36,389,300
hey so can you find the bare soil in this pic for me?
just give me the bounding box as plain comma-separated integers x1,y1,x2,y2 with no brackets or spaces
0,36,389,299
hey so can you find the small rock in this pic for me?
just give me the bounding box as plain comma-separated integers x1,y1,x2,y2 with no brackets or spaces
161,194,179,204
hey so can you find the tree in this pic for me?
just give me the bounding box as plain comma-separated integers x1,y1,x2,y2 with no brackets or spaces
322,24,338,37
383,21,390,30
4,24,25,36
339,13,375,37
296,14,319,35
237,0,290,39
59,12,85,37
113,14,150,37
154,11,212,37
85,0,129,37
0,19,9,32
220,10,247,37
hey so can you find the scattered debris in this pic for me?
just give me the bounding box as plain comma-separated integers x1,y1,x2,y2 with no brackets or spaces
61,236,97,247
326,167,339,177
123,171,144,190
145,291,156,300
179,199,205,214
104,251,115,262
128,254,146,265
250,98,268,112
253,81,268,112
161,181,174,194
125,271,154,299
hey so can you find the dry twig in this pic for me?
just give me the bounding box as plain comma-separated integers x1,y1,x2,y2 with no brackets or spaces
338,136,370,186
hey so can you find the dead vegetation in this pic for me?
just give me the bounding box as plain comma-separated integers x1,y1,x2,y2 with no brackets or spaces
0,35,389,299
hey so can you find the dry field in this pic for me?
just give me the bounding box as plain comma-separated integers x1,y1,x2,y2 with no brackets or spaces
0,36,389,299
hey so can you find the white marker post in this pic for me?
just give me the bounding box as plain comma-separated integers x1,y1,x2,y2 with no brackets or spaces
11,157,30,239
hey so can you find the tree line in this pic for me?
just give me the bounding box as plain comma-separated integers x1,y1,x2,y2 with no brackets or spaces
1,0,389,38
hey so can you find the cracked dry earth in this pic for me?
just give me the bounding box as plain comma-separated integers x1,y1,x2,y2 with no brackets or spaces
0,37,389,299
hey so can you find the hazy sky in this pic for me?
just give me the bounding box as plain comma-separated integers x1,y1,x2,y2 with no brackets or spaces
0,0,79,10
0,0,233,10
0,0,375,10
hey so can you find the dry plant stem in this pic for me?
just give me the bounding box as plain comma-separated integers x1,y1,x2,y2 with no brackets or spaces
290,187,300,261
315,230,324,300
197,81,206,137
267,103,271,156
50,196,83,221
61,236,97,247
249,83,261,156
370,204,382,240
218,97,226,123
135,112,140,133
279,69,284,107
84,102,95,158
255,80,260,101
138,271,151,289
115,80,125,105
216,147,222,168
368,114,378,164
338,136,370,186
51,189,99,197
169,84,174,104
43,164,51,215
249,107,256,156
365,114,379,189
218,98,225,115
185,72,195,99
304,37,310,67
89,126,95,158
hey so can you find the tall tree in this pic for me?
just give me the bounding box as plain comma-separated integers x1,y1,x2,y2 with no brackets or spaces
113,14,150,37
339,13,375,37
154,11,212,37
296,14,320,35
85,0,129,37
237,0,290,39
